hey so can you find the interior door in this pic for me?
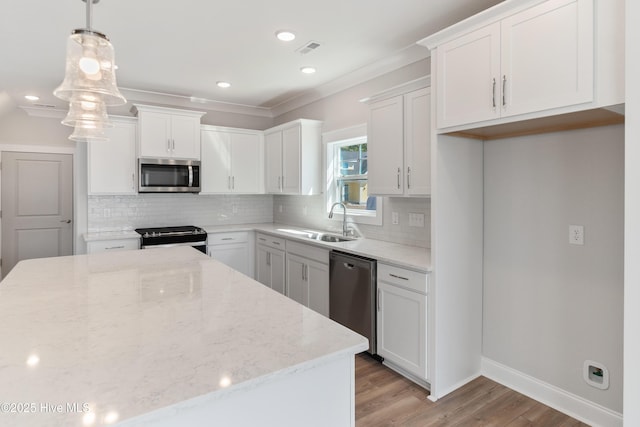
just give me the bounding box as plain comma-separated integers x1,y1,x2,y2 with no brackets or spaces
1,152,73,277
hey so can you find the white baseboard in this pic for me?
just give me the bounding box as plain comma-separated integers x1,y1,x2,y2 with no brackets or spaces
481,357,622,427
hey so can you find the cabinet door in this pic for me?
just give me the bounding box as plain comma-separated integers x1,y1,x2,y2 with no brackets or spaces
404,88,431,196
201,130,231,193
307,259,329,317
139,112,172,158
436,22,500,128
286,253,306,305
230,132,262,193
377,281,427,379
281,125,301,194
264,131,282,193
208,243,250,276
88,121,137,195
501,0,593,117
270,248,286,295
368,95,404,195
256,245,271,287
170,115,201,159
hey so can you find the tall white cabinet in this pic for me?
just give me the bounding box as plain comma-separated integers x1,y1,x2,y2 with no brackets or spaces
201,126,263,194
87,118,137,195
367,81,431,196
264,119,322,195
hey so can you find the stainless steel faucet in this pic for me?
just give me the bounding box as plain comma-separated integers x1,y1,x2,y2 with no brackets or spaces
329,202,348,236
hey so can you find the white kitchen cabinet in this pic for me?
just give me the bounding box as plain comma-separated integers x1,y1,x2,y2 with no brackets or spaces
133,104,205,160
368,85,431,196
87,118,137,195
377,263,428,382
434,0,594,129
285,241,329,317
264,119,322,195
87,238,140,254
201,127,263,194
207,231,254,277
256,233,286,295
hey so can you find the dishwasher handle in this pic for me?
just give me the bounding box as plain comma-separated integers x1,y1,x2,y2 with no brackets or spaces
343,262,355,270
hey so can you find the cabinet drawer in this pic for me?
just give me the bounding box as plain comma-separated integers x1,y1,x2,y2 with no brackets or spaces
378,263,428,295
208,231,248,245
286,241,329,264
256,233,286,250
87,239,140,254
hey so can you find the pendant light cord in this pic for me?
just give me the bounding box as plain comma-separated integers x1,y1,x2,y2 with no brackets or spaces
83,0,99,30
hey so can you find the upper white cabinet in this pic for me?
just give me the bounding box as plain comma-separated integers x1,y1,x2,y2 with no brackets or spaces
420,0,624,132
201,126,263,194
264,119,322,195
133,104,205,160
88,118,137,195
368,84,431,196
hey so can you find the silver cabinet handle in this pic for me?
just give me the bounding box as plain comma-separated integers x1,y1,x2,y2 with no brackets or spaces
278,176,281,191
232,176,235,190
267,252,271,266
132,173,135,191
492,78,496,108
302,264,306,281
377,288,381,312
228,176,231,190
60,219,71,224
258,237,266,242
389,273,409,281
281,176,285,191
397,167,401,189
407,167,411,189
172,139,176,150
221,237,233,241
502,75,506,107
105,245,125,250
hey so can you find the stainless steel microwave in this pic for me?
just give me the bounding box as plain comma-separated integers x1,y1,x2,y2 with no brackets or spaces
138,158,201,193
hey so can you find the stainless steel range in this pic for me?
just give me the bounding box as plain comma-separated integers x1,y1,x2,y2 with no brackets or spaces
135,225,208,254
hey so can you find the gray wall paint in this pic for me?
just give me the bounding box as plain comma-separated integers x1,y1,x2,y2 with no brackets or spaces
273,58,430,133
0,109,74,146
483,124,624,412
272,194,430,248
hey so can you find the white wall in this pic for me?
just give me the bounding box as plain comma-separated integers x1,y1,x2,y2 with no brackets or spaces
483,125,624,413
624,0,640,424
0,109,74,146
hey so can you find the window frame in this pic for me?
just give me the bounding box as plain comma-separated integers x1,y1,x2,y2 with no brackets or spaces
323,125,382,226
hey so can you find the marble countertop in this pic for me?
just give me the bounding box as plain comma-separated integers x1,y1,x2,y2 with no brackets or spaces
0,247,367,427
204,223,432,272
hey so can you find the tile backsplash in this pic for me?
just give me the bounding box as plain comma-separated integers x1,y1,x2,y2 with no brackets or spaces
273,195,430,248
88,193,429,248
88,194,273,232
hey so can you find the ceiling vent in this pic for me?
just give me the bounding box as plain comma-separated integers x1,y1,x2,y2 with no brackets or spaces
33,103,57,108
296,41,321,55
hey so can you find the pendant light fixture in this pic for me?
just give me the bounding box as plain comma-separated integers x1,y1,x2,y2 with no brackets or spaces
53,0,126,141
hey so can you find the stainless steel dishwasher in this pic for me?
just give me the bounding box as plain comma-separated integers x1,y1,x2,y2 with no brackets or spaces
329,251,377,355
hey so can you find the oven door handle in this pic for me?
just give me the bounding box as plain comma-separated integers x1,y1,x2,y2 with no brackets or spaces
141,241,205,249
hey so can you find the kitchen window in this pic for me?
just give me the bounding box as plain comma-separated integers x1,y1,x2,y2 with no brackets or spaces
325,126,382,225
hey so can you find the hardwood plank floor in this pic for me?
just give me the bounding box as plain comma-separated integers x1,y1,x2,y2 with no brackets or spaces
355,354,590,427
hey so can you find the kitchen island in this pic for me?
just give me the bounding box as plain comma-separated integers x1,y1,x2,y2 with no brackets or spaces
0,247,368,427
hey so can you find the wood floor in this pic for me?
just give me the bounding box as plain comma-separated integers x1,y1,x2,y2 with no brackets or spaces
355,354,590,427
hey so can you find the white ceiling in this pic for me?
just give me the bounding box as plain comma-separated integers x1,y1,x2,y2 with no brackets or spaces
0,0,502,118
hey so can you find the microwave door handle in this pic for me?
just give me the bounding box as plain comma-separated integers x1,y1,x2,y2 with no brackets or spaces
188,165,193,187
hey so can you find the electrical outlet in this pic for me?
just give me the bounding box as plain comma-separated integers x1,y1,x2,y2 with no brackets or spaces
409,212,425,227
391,212,399,225
569,225,584,245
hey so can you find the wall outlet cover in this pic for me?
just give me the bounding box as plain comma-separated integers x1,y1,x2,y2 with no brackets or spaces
392,212,399,225
569,225,585,245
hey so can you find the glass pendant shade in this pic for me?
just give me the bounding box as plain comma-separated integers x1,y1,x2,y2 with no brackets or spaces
69,124,109,142
53,29,126,106
61,93,113,128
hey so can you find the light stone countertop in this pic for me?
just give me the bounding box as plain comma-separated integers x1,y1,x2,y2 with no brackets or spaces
203,223,432,272
0,246,367,427
83,230,141,242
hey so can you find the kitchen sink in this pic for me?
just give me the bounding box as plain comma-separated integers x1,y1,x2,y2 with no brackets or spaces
276,228,357,243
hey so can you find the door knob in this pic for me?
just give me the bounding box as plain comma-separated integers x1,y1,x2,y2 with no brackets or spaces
60,219,72,224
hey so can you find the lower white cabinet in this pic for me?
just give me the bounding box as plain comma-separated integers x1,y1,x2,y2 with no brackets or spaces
256,233,286,295
207,231,253,277
87,238,139,254
286,242,329,317
377,263,429,382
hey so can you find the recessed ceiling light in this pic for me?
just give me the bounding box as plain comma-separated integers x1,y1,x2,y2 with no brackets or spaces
217,81,231,88
25,95,40,101
300,66,316,74
276,30,296,42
